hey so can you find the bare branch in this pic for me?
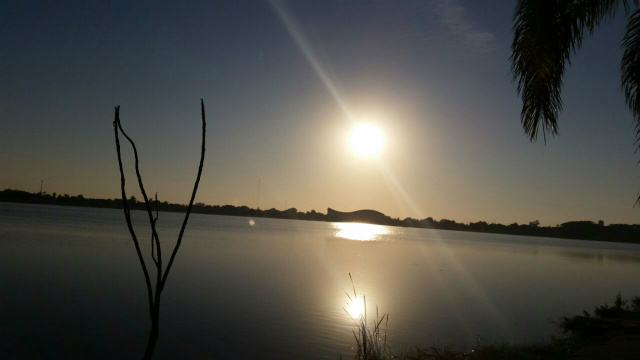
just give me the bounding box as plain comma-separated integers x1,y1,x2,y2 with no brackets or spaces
115,101,207,358
149,193,160,265
151,193,159,266
162,99,206,287
154,192,159,222
116,120,163,272
113,106,154,316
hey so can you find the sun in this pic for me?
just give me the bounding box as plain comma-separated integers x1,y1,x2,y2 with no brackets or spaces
346,296,365,318
349,123,384,157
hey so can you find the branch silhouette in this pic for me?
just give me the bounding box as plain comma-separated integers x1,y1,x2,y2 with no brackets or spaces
113,100,206,359
113,106,154,317
162,99,207,287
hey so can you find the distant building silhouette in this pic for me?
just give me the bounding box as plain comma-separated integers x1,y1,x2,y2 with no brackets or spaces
326,208,389,224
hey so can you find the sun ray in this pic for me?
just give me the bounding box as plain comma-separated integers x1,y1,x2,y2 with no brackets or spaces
269,0,355,123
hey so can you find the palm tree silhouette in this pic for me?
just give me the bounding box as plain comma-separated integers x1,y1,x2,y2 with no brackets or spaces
510,0,640,204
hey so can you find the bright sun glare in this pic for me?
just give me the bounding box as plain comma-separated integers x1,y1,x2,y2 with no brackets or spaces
349,124,384,157
346,297,365,318
334,222,388,241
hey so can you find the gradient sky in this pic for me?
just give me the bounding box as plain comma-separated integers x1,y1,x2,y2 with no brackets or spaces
1,0,639,225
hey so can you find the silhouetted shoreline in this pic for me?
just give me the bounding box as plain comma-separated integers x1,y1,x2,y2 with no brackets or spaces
2,188,639,244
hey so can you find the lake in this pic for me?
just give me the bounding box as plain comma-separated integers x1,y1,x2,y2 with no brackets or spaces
1,202,639,359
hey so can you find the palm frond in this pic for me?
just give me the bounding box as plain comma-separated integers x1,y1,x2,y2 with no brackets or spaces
622,9,640,146
510,0,635,142
621,9,640,205
511,0,579,141
512,1,640,204
575,1,636,31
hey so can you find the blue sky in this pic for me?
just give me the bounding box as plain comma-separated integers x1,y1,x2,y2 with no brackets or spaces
1,0,639,225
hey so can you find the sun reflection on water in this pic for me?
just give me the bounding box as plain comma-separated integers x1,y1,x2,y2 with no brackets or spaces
333,222,389,241
345,296,365,318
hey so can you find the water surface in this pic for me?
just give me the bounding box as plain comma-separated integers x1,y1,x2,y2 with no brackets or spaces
2,202,639,358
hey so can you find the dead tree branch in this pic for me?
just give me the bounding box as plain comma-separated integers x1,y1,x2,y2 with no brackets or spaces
113,106,154,317
113,100,206,359
161,99,206,288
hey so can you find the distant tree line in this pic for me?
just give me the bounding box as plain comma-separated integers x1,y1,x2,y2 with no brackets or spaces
2,188,639,243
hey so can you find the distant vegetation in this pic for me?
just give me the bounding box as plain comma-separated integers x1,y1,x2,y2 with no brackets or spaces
2,188,639,243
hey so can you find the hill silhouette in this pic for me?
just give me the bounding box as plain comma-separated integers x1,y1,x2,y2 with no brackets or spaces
326,208,389,224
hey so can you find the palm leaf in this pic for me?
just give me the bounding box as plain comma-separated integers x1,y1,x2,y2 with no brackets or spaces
622,9,640,145
510,0,634,141
576,1,633,30
511,0,580,141
621,9,640,205
512,1,640,205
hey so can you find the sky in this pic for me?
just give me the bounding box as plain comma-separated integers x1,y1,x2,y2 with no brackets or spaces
1,0,639,226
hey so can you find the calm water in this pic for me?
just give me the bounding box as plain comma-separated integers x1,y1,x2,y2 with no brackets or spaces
1,202,640,359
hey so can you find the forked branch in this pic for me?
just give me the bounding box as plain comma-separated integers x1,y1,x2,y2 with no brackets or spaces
113,100,207,359
113,106,154,316
116,119,163,273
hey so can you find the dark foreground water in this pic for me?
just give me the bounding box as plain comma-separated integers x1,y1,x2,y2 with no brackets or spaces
1,202,639,359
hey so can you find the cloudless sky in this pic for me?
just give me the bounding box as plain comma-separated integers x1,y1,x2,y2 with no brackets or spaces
1,0,639,225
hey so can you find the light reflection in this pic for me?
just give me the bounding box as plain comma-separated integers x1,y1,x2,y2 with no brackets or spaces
333,222,389,241
345,296,365,318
